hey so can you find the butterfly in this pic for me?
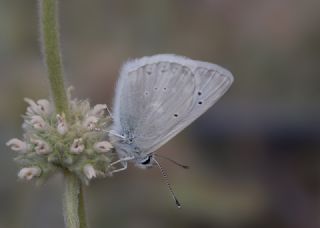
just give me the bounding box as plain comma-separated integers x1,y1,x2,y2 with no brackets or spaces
108,54,234,207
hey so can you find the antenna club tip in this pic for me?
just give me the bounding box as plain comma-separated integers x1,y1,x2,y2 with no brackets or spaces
175,199,182,208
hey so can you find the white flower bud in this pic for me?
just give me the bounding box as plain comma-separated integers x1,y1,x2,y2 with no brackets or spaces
82,116,98,130
24,98,51,116
94,141,113,153
32,139,51,155
30,115,47,130
18,167,41,180
26,106,34,116
37,99,51,116
24,98,38,115
70,138,85,154
90,104,107,117
83,164,96,180
57,114,68,135
6,138,28,153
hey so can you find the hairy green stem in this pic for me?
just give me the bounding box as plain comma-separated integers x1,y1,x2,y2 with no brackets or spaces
38,1,87,227
39,0,69,117
63,172,80,228
79,185,88,228
63,172,88,228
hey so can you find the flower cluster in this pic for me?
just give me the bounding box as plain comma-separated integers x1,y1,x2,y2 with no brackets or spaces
6,92,114,184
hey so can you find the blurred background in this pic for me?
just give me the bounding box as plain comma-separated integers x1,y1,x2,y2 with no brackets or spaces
1,0,320,227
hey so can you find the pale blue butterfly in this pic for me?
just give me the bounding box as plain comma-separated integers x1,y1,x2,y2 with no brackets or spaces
108,54,234,207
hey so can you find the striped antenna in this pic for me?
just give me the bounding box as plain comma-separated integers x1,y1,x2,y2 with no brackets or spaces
153,158,181,208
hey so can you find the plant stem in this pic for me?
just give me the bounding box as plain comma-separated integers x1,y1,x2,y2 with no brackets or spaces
63,171,81,228
79,185,88,228
38,1,87,227
63,172,88,228
39,0,69,117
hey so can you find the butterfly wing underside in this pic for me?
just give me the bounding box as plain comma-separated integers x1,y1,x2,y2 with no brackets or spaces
112,54,233,155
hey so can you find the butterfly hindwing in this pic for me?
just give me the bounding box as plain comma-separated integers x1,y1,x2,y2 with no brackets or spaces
112,54,233,156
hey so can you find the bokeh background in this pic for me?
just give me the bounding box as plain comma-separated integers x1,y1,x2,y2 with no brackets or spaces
1,0,320,228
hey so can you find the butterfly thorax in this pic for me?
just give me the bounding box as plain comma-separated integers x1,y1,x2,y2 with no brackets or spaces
109,132,154,168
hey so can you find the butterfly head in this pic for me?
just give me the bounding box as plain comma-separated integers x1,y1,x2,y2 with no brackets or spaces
109,130,154,168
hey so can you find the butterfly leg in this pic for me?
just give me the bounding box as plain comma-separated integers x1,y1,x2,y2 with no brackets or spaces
109,155,134,167
105,104,113,118
108,155,134,175
108,161,128,175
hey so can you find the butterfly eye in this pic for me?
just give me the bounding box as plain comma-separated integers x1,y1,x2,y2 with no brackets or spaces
140,155,152,165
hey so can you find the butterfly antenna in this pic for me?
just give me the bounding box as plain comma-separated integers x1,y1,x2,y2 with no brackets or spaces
154,154,189,169
152,158,182,208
